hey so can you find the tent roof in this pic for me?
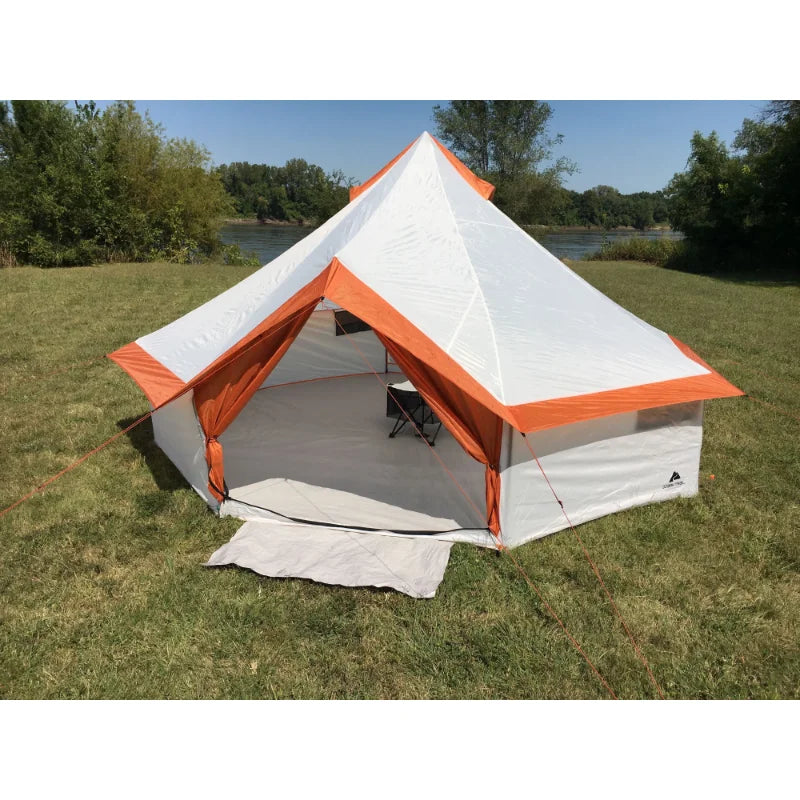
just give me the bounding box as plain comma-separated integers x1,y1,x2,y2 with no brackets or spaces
110,132,741,430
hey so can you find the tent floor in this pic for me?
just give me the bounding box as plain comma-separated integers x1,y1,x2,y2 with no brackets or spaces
219,374,486,533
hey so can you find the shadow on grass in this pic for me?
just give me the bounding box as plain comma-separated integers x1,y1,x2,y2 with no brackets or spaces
117,415,188,492
661,264,800,287
661,245,799,286
579,236,799,287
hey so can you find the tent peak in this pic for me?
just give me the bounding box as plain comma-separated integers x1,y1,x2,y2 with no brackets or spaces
349,130,496,203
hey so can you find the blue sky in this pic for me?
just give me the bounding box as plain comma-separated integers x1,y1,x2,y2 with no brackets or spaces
93,100,765,194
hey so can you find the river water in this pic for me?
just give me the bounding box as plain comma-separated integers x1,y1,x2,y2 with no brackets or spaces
220,223,683,264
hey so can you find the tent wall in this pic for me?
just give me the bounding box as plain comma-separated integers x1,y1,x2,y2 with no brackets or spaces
150,389,216,507
259,308,393,388
499,401,704,547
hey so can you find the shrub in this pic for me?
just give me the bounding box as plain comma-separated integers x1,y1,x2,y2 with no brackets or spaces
221,243,261,267
585,237,684,266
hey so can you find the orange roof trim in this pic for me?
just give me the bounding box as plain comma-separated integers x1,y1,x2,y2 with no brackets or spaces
430,134,496,200
508,337,743,433
108,342,186,408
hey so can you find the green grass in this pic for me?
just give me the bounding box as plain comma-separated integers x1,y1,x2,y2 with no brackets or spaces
1,261,798,699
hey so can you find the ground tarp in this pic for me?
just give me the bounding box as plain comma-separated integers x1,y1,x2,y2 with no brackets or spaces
205,519,454,598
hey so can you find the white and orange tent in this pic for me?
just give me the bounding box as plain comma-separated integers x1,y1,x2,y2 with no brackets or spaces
110,131,742,562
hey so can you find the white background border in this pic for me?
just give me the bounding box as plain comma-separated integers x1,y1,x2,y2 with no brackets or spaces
2,1,795,793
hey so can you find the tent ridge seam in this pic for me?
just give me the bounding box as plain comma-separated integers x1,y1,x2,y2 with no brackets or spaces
454,217,516,230
444,287,479,355
432,145,507,405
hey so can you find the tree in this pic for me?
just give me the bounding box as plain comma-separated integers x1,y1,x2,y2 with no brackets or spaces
665,105,799,273
150,135,234,260
577,185,622,229
432,101,576,224
665,132,751,253
630,198,655,231
732,102,800,268
432,100,493,173
0,100,232,266
0,100,106,266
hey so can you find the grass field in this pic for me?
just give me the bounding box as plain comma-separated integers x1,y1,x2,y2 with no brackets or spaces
1,260,798,699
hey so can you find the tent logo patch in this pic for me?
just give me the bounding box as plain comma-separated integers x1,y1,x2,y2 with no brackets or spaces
663,471,684,489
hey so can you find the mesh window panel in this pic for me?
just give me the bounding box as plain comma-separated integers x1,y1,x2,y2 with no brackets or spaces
334,309,372,336
636,401,702,431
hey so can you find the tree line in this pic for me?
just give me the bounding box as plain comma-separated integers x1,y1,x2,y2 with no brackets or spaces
0,99,675,269
536,186,669,229
221,110,666,231
3,99,795,273
218,161,351,224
